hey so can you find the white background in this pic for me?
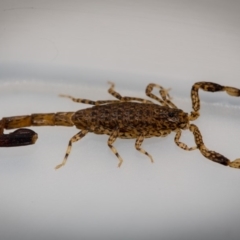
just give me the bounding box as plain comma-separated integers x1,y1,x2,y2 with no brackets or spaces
0,1,240,240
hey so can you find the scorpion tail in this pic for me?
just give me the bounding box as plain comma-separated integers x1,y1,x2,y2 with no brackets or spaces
0,112,74,147
0,128,38,147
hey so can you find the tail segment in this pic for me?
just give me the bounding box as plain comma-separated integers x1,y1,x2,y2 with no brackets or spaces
0,112,74,147
0,128,38,147
1,112,75,130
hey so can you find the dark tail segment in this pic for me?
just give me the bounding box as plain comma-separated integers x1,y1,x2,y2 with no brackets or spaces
0,112,74,147
0,128,38,147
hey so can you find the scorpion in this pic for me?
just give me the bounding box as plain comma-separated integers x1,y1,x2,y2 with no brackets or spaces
0,81,240,170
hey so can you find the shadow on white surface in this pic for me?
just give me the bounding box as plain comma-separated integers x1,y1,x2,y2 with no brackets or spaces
0,79,240,240
1,0,240,240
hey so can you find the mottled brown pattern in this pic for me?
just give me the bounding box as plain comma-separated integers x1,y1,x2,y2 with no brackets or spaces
1,81,240,170
72,102,188,138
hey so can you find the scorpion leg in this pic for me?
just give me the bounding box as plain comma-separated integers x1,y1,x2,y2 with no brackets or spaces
190,81,240,120
55,130,88,169
108,81,153,103
135,134,154,163
108,130,123,167
159,89,177,108
174,129,197,151
59,94,119,106
188,124,240,168
61,82,154,105
145,83,176,107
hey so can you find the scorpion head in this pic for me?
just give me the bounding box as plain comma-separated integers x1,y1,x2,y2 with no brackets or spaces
167,109,189,129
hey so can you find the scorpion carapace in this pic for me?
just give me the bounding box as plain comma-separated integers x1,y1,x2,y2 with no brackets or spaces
1,81,240,170
72,103,189,136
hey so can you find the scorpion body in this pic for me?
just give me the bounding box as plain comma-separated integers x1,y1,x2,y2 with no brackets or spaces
1,81,240,170
73,102,189,138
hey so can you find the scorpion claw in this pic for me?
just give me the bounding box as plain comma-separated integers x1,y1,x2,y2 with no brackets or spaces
228,159,240,169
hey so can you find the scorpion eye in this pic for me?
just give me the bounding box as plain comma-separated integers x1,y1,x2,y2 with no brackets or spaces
168,112,175,118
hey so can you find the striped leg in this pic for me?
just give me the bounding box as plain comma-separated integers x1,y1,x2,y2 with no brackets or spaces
108,130,123,167
55,130,88,169
135,134,154,163
159,88,177,108
174,129,197,151
59,94,119,105
108,82,153,103
146,83,176,107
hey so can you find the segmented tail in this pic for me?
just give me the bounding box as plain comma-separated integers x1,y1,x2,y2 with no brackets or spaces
1,112,75,130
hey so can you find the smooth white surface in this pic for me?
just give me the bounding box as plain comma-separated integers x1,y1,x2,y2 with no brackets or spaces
0,1,240,240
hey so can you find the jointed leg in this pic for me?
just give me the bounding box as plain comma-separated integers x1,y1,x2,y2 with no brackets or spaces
159,89,177,108
108,82,153,103
190,82,240,120
55,130,88,169
146,83,176,107
189,124,240,168
174,129,197,151
108,130,123,167
59,94,119,106
60,81,154,105
135,134,154,163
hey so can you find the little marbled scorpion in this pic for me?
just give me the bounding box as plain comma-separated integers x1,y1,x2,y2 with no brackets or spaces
1,81,240,170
